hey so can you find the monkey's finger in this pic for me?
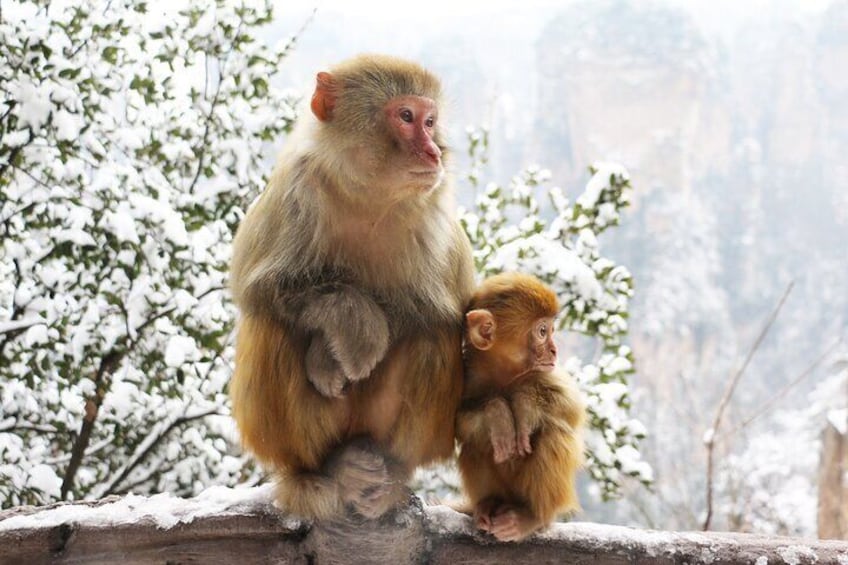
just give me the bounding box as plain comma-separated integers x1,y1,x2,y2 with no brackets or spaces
490,514,522,542
362,483,391,503
475,514,492,531
490,523,520,542
518,434,533,456
496,530,522,543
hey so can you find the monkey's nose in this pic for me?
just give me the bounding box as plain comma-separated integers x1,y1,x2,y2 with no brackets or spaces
423,139,441,163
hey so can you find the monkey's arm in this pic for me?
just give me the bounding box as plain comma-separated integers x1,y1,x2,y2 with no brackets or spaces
510,386,545,457
510,371,586,456
297,285,390,397
241,270,390,398
457,397,517,464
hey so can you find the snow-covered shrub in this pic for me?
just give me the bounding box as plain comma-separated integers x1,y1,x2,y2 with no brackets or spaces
458,127,651,500
0,0,296,507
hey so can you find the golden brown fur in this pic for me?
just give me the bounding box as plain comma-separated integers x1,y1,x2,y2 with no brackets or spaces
456,273,586,541
457,371,585,536
229,54,474,519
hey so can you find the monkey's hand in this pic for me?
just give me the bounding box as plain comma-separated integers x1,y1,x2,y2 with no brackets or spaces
485,398,517,464
331,440,400,519
511,389,537,457
516,424,533,457
305,334,348,398
302,288,390,396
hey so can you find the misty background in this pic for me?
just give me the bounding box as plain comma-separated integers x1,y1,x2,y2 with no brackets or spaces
275,0,848,535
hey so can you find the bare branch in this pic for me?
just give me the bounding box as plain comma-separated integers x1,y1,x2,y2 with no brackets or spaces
101,409,221,497
721,337,843,440
702,281,794,531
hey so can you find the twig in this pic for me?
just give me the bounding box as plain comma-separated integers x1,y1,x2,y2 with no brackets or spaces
702,281,794,531
721,337,843,440
101,408,220,497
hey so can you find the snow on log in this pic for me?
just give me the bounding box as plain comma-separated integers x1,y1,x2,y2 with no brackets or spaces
1,486,847,564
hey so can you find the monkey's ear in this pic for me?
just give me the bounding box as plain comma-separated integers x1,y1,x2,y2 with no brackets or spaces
311,71,337,122
466,309,496,351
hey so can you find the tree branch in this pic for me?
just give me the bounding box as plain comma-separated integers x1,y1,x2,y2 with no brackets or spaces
101,409,220,497
721,337,843,441
702,281,794,531
60,348,124,500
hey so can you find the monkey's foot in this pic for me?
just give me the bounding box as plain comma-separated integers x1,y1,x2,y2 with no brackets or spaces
488,504,538,543
348,481,401,519
473,497,501,532
335,441,398,519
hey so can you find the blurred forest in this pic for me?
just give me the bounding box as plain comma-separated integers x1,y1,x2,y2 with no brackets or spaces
279,0,848,535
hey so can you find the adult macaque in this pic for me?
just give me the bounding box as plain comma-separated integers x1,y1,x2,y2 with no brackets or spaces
456,273,586,541
229,54,475,519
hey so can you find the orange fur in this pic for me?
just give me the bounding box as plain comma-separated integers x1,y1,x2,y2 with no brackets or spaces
466,273,559,335
457,371,585,526
457,274,586,540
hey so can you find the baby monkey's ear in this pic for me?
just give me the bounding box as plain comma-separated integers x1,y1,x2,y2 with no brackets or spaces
466,309,496,351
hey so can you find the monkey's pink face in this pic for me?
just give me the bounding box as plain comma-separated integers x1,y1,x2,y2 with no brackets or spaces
384,95,444,189
528,317,557,371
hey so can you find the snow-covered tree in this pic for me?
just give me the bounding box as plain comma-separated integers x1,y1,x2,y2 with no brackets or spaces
459,127,651,500
0,0,296,507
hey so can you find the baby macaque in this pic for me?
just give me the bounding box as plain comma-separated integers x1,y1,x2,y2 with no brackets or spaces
456,272,586,541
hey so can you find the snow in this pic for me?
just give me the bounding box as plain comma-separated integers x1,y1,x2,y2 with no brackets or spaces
577,162,629,209
776,545,817,565
164,335,199,368
0,318,41,335
425,504,475,536
26,465,61,498
491,234,603,300
0,484,280,532
9,80,52,130
827,409,847,435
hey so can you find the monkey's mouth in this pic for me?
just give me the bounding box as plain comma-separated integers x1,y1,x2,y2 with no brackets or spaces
409,169,444,191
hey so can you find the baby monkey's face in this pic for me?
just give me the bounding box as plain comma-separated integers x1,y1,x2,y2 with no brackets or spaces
527,316,557,371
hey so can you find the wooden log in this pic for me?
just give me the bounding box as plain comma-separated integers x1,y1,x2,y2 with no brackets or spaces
2,487,848,564
818,418,848,540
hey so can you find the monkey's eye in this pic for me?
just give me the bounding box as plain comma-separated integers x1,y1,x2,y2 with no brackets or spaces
425,116,435,128
538,324,548,338
399,109,414,123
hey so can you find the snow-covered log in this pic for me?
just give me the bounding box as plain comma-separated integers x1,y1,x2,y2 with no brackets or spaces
1,486,846,564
